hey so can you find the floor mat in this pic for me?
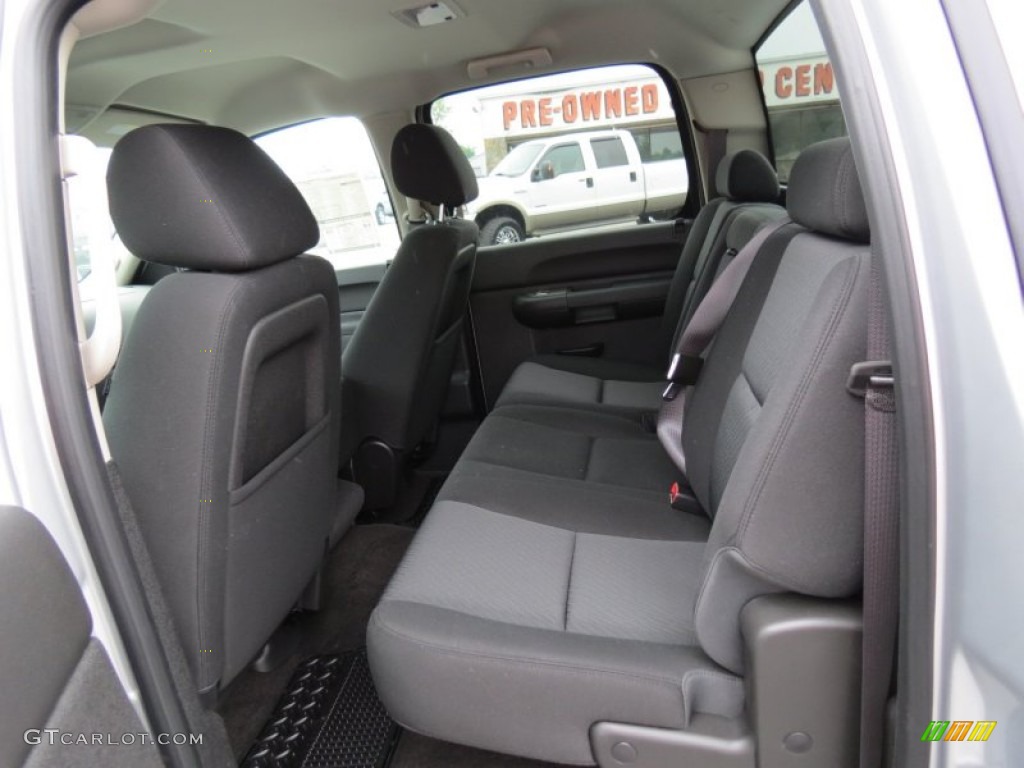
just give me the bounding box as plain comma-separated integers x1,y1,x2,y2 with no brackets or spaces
219,525,415,758
241,649,399,768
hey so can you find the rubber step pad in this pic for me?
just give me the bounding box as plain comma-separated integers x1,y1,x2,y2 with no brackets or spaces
241,649,399,768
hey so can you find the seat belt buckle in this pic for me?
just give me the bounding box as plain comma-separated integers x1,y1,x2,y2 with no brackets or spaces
847,361,894,398
669,481,701,515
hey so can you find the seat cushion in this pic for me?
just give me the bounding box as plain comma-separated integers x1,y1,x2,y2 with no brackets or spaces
526,354,666,382
496,360,665,416
460,404,682,495
440,459,711,541
368,501,743,765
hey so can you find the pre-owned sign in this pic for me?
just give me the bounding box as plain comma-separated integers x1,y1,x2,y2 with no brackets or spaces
501,84,662,131
480,76,676,139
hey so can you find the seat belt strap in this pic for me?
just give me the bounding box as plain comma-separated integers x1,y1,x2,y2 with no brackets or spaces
855,251,899,768
656,218,789,477
665,200,736,353
663,218,790,400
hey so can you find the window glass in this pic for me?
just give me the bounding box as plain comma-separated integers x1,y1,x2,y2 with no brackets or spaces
431,64,690,247
634,126,684,163
540,144,586,175
591,137,629,169
492,143,545,177
65,144,115,290
756,1,847,181
255,117,397,269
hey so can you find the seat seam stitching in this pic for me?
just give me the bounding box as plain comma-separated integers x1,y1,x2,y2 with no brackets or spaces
564,533,577,631
451,459,698,509
467,454,664,493
196,279,246,686
160,128,251,267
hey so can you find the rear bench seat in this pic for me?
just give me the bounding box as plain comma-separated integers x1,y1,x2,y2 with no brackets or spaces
367,138,870,766
496,148,785,417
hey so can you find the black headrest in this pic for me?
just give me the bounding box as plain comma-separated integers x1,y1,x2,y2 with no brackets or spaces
107,124,319,272
391,124,479,210
787,137,870,243
715,149,780,203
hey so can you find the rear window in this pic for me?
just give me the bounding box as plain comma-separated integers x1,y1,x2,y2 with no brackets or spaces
756,1,848,181
431,64,690,247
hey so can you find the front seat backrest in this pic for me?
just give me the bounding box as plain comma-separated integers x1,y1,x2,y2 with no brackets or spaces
103,124,341,694
342,124,479,501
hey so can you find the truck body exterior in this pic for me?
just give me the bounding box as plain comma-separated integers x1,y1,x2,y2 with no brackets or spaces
467,129,688,245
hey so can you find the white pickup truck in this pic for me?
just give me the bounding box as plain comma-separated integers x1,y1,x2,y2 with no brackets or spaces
467,129,688,245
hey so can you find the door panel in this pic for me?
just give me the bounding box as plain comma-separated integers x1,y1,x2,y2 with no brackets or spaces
0,506,162,768
469,220,688,407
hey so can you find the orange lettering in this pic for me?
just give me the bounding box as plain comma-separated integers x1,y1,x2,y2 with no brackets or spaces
502,101,517,131
580,91,602,121
641,84,659,113
775,67,793,99
538,97,553,127
521,100,537,128
562,94,579,123
604,89,622,118
795,64,811,97
624,86,639,116
814,63,834,95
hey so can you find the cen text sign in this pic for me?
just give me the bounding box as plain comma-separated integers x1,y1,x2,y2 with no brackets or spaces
757,56,840,108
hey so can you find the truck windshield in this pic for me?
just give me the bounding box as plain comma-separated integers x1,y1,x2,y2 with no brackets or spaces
491,143,543,177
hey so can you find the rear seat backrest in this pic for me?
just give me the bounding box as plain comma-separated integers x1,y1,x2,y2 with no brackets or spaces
659,149,782,357
686,138,872,673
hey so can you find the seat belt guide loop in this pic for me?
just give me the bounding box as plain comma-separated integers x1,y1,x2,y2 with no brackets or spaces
847,360,894,398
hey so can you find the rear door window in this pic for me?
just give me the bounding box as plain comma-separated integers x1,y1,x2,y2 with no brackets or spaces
591,137,629,169
431,64,691,247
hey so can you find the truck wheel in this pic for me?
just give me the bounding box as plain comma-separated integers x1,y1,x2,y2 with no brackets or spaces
481,216,524,246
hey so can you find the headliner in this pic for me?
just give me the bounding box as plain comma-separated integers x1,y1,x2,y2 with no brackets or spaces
66,0,791,143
